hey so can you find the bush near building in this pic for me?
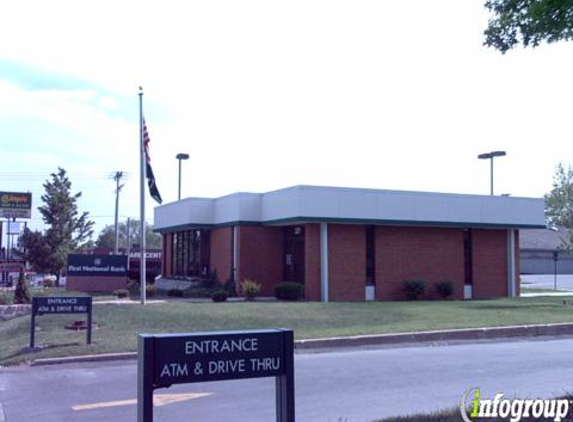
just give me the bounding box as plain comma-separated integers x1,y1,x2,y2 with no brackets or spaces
435,281,454,299
274,282,303,301
402,280,426,301
241,279,261,300
211,290,229,302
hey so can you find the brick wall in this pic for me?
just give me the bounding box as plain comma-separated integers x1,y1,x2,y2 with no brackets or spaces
375,226,465,301
328,224,366,301
304,224,321,301
237,226,283,297
210,227,232,285
472,229,508,298
66,277,127,292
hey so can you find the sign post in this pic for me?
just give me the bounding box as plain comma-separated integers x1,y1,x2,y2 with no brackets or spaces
553,250,559,291
30,297,93,348
138,329,295,422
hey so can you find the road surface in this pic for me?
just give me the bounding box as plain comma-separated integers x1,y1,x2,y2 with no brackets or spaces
2,337,573,422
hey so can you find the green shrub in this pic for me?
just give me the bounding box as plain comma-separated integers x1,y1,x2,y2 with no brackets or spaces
0,291,13,305
146,284,156,298
42,277,55,288
274,282,303,301
127,279,140,295
435,281,454,299
241,279,261,300
14,270,31,304
223,277,237,297
114,289,129,299
211,290,229,302
402,280,426,300
168,288,184,298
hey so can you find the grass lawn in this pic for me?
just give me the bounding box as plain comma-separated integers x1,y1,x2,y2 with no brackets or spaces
375,400,573,422
3,295,573,365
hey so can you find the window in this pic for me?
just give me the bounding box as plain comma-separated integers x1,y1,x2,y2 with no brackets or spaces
464,229,472,285
171,229,210,277
366,226,375,285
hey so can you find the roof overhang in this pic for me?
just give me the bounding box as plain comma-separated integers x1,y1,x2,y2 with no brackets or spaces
154,185,546,233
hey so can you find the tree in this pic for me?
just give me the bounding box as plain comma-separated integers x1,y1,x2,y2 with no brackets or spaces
95,219,161,250
14,268,31,304
18,230,53,272
484,0,573,53
545,163,573,226
18,168,94,284
545,163,573,251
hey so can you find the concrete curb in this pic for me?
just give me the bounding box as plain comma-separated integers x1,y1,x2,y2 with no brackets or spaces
295,322,573,349
31,322,573,366
32,352,136,366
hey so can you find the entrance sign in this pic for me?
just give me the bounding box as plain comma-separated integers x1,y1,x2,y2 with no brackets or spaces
30,297,93,348
138,329,295,422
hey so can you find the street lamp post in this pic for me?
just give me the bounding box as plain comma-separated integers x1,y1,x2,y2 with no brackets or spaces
477,151,506,195
176,153,190,200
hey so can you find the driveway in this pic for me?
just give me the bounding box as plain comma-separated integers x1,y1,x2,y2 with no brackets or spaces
2,337,573,422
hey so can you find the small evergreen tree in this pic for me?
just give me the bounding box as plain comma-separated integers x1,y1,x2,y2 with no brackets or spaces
18,168,94,285
14,269,31,304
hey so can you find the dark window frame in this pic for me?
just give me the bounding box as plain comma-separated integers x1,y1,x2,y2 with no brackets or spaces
366,225,375,286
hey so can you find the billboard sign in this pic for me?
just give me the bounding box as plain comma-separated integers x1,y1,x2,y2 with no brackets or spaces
0,192,32,218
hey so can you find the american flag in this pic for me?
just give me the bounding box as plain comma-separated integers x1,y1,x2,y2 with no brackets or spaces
142,118,162,204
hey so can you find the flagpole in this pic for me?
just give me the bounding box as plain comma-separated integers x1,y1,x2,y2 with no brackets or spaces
139,87,147,305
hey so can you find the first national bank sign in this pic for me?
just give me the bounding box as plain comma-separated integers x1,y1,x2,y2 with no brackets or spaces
67,254,127,277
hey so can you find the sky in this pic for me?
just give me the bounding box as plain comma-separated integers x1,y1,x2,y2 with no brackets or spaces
1,0,572,245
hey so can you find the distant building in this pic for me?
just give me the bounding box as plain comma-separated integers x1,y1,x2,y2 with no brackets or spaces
520,226,573,274
154,185,545,301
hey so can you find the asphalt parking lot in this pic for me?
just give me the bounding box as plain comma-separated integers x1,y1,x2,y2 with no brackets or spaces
521,274,573,291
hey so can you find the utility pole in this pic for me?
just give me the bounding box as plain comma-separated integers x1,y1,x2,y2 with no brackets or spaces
126,217,131,270
113,171,125,254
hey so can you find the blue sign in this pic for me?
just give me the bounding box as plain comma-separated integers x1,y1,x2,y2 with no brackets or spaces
138,329,295,422
67,254,128,277
153,330,286,387
30,296,93,348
